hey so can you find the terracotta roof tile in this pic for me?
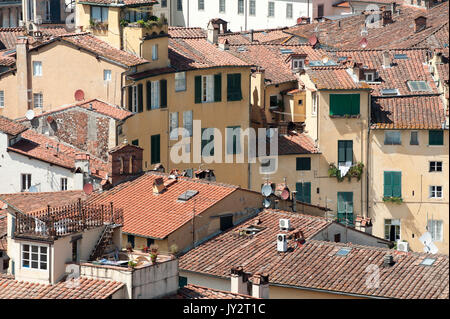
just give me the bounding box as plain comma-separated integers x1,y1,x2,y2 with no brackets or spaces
278,132,320,155
88,172,239,239
0,274,124,299
371,95,446,129
0,27,24,50
171,284,257,299
0,116,27,136
179,209,449,299
169,27,206,39
79,0,157,5
306,66,369,90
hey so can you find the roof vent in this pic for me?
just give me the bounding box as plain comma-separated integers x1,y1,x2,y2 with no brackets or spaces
382,51,391,68
393,53,408,60
384,254,394,266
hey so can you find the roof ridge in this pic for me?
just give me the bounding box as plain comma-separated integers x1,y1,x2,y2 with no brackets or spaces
146,171,239,189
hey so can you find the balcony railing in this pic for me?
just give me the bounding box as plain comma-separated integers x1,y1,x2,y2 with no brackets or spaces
14,199,123,240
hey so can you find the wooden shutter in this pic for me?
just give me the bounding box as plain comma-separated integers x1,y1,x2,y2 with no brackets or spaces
392,172,401,197
303,182,311,203
146,81,151,110
214,73,222,102
137,83,143,113
338,141,346,163
151,135,160,164
429,130,443,145
346,141,353,163
160,79,167,108
295,183,303,201
351,94,360,115
235,73,242,100
195,76,202,103
384,172,393,197
329,94,340,115
128,86,133,111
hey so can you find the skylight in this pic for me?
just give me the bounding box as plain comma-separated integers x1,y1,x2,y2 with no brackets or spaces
407,81,432,92
421,258,436,266
237,46,247,52
177,190,199,202
335,247,352,256
280,49,294,54
381,88,399,96
393,54,408,59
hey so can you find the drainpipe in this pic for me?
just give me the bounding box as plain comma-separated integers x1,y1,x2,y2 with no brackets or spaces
366,95,371,218
187,0,190,27
248,71,252,189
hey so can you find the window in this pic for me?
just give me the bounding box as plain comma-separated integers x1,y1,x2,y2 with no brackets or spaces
72,240,78,262
292,58,304,70
286,3,293,18
384,171,402,198
329,94,360,116
407,80,432,92
296,157,311,171
177,0,182,11
21,174,31,192
384,219,400,241
151,134,160,164
226,126,241,155
364,72,374,82
429,130,443,146
175,72,186,92
219,0,226,13
238,0,244,14
430,161,442,172
269,95,279,108
147,238,154,247
337,192,353,225
33,61,42,76
338,140,353,165
384,131,401,145
312,92,318,115
201,128,215,157
130,85,138,112
132,139,139,146
183,110,193,137
429,186,443,198
179,276,188,288
195,74,222,103
161,0,167,7
317,4,324,18
268,2,275,17
152,44,158,60
103,69,111,81
91,6,108,23
428,220,443,241
44,0,51,21
410,131,419,145
296,182,311,203
151,81,160,109
33,93,43,108
249,0,256,15
220,215,233,231
127,235,135,248
170,112,179,140
61,178,67,191
198,0,204,10
202,75,214,102
0,91,4,108
22,244,47,270
227,73,242,101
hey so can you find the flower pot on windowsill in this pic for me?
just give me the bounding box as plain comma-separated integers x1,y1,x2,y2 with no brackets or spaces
382,196,403,204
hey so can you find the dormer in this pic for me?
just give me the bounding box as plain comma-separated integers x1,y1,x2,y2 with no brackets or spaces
286,54,307,72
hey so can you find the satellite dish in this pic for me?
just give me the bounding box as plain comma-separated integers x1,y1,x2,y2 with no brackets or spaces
261,184,273,197
83,183,93,195
74,89,85,101
263,198,272,208
419,231,439,254
28,185,38,193
360,38,368,49
25,109,35,121
308,35,318,46
280,188,290,200
321,55,329,64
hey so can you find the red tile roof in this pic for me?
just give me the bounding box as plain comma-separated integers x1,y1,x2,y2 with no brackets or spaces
169,27,206,39
0,27,24,50
179,209,449,299
172,284,257,299
335,48,439,96
88,172,239,239
371,95,446,129
278,132,320,155
306,66,370,90
228,43,327,85
0,274,124,299
7,129,107,178
285,2,449,50
0,116,27,136
78,0,157,5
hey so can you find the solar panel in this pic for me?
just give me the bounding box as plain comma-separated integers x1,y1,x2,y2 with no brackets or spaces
335,247,352,256
407,81,431,92
237,46,247,52
421,258,436,266
178,190,199,201
280,49,294,54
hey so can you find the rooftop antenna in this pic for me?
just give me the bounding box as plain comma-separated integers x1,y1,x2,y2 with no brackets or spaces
419,213,439,254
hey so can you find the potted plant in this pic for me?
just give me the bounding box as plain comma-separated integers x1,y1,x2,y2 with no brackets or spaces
142,246,149,253
128,260,137,268
149,244,158,263
169,244,178,259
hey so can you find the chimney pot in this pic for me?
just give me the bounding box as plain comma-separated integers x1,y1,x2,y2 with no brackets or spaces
251,273,270,299
382,51,391,68
384,254,394,266
230,267,250,295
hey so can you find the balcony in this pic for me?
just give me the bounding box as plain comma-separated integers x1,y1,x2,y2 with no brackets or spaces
14,200,123,240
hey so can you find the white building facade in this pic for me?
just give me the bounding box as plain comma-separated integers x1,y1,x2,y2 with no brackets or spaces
0,1,21,27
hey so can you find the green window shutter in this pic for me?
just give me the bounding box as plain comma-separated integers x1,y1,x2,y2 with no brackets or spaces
330,94,360,115
351,94,360,115
338,141,346,163
392,172,401,197
227,74,242,101
346,141,353,163
146,81,151,110
128,86,133,112
137,83,143,113
429,130,443,145
160,79,167,108
295,183,303,201
384,172,393,197
195,76,202,104
151,135,160,164
235,74,242,101
303,182,311,204
329,94,340,115
214,73,222,102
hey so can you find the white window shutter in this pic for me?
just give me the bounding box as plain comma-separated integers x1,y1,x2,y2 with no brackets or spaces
207,75,214,102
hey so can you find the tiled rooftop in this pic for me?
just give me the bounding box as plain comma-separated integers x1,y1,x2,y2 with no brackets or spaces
87,172,239,239
0,274,124,299
0,116,27,136
285,2,449,50
0,27,24,50
371,95,446,129
179,209,449,299
306,66,370,90
278,132,320,155
78,0,157,5
169,27,206,39
172,284,257,299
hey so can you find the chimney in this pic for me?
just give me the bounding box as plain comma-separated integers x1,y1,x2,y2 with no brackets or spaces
107,142,143,186
153,177,166,194
16,36,30,111
414,16,427,33
382,10,393,26
291,191,297,212
230,266,250,295
382,51,391,68
207,20,219,45
384,254,394,267
249,29,254,42
218,38,229,50
251,273,269,299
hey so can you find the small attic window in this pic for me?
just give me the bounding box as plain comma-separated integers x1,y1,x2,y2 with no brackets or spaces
407,81,431,92
292,58,305,70
393,54,408,59
381,88,399,96
178,190,199,202
421,258,436,266
335,247,352,256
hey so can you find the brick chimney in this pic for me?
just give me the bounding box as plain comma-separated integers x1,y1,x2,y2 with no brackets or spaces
382,10,393,26
153,177,166,194
107,142,143,186
16,36,30,111
230,266,250,295
414,16,427,33
251,273,269,299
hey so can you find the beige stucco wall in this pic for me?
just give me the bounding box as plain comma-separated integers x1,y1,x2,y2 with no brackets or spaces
0,72,17,118
369,129,449,254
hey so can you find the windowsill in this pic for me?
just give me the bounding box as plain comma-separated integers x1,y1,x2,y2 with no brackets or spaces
428,145,444,147
175,89,186,93
329,114,360,119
